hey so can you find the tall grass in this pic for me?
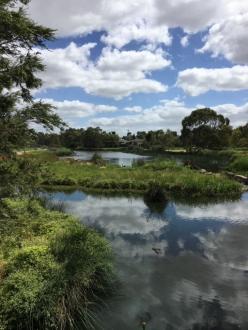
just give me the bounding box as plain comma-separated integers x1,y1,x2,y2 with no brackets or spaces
228,156,248,175
42,159,242,196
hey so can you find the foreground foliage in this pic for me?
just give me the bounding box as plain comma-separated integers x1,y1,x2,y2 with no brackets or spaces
0,199,115,330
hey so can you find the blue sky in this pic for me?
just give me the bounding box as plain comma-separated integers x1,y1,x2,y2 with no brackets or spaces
28,0,248,134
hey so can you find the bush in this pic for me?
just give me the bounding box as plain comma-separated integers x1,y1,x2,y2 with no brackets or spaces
90,153,106,166
229,156,248,173
55,148,73,157
0,199,116,330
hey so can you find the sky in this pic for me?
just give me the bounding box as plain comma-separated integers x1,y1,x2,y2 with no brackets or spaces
28,0,248,134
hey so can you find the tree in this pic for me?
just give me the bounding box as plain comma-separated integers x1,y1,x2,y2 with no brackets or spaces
231,123,248,147
0,0,64,156
181,108,232,151
0,0,64,197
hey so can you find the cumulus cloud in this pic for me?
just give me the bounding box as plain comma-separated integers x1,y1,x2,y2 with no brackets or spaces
28,0,248,65
28,0,247,37
101,20,171,48
177,66,248,96
181,35,189,47
90,99,192,133
89,99,248,133
37,98,117,127
199,13,248,65
37,42,170,99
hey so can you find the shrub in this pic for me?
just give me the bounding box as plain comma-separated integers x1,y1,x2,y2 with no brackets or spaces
90,153,106,166
0,199,116,330
55,148,73,157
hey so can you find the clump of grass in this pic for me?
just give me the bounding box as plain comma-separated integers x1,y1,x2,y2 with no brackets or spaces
144,183,168,214
54,147,74,157
228,156,248,174
0,199,116,330
90,153,106,166
133,158,146,167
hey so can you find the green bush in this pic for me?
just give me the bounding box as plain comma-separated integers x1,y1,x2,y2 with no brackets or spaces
54,148,73,157
229,156,248,173
90,153,106,166
0,199,116,330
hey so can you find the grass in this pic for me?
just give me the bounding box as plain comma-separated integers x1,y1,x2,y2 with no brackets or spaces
228,156,248,176
54,147,74,157
41,159,243,197
0,199,116,330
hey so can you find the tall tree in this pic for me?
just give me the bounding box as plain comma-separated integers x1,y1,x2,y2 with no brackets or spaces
0,0,64,197
0,0,64,156
181,108,231,151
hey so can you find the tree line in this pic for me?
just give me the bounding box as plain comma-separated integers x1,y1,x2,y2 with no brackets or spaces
34,110,248,151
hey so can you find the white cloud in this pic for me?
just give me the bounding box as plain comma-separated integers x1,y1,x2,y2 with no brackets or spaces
89,99,248,134
199,13,248,65
124,106,143,113
177,66,248,96
29,0,247,37
181,35,189,47
101,20,171,48
90,99,194,133
28,0,248,59
38,98,117,127
37,43,170,99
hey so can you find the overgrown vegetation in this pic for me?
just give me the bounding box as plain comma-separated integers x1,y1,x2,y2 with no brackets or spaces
0,199,116,330
40,158,242,196
228,156,248,175
0,1,116,329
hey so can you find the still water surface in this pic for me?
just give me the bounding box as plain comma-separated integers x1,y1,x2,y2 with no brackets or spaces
69,151,150,166
48,190,248,329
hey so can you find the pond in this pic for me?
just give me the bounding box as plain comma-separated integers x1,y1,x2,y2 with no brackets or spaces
47,190,248,329
68,151,151,167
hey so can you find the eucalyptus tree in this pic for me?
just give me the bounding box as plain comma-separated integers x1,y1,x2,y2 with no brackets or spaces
181,108,231,151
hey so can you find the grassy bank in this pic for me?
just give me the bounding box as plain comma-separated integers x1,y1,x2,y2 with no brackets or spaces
41,159,243,196
0,199,115,329
227,155,248,176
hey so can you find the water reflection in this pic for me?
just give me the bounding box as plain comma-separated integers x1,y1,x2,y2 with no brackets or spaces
67,151,150,167
48,191,248,329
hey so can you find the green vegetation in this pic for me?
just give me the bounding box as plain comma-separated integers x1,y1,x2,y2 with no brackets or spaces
181,108,232,151
54,147,74,157
0,199,115,330
0,2,117,329
228,156,248,175
41,159,242,196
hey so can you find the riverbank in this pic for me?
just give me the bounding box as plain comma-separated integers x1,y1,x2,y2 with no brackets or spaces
0,198,116,329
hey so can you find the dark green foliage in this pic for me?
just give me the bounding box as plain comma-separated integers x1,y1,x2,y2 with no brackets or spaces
181,108,232,151
0,157,45,198
231,123,248,147
54,148,73,157
0,199,116,330
228,156,248,174
144,183,168,214
0,0,65,199
0,0,65,156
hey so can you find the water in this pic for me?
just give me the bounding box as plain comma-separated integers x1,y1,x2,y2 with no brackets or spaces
68,151,150,167
161,152,231,172
47,190,248,329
